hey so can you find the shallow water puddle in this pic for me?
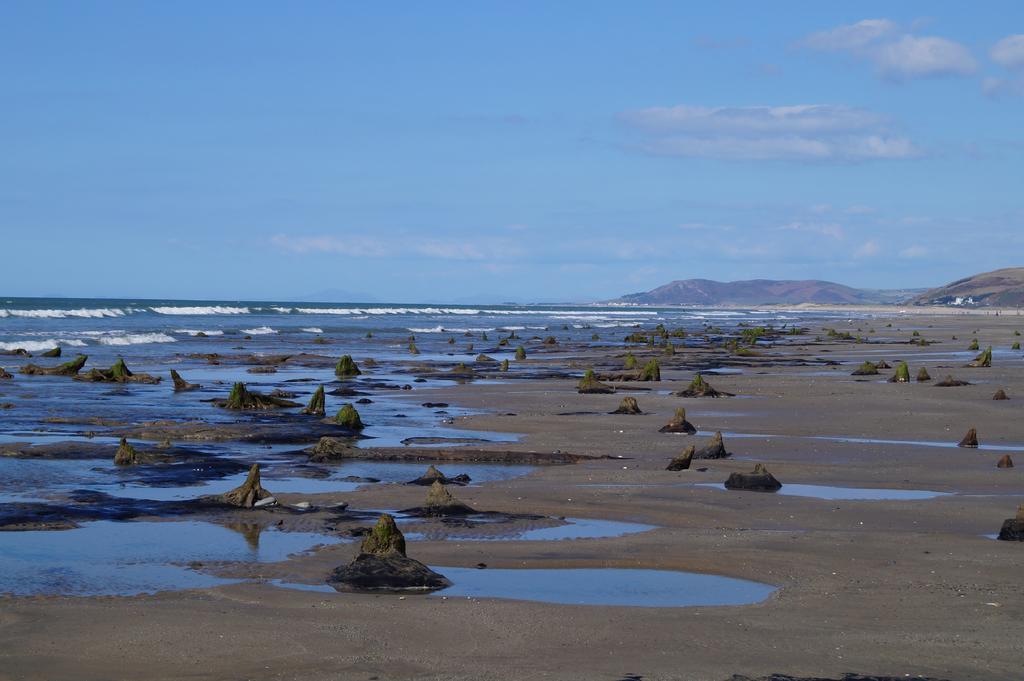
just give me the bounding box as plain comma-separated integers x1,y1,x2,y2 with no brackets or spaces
0,520,340,596
403,516,656,542
267,567,776,607
697,482,952,500
428,567,775,607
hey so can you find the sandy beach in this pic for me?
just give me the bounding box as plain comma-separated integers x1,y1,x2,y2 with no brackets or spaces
0,310,1021,681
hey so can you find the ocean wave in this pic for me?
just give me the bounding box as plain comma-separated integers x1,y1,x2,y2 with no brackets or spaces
301,327,323,333
407,326,496,334
150,306,250,315
241,326,277,335
97,333,177,346
0,339,89,352
0,308,126,319
174,329,225,337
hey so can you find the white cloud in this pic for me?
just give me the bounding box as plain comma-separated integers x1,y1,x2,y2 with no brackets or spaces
802,19,898,51
270,234,521,261
982,76,1024,98
780,221,845,239
899,245,929,258
801,19,977,81
991,34,1024,69
620,103,919,162
854,240,881,258
621,104,883,135
873,35,977,79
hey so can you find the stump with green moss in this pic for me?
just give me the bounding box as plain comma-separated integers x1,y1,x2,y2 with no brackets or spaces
916,367,931,382
335,403,365,430
888,361,910,383
361,513,406,556
1013,341,1021,350
499,359,509,372
170,369,200,392
515,346,526,361
113,437,138,466
623,353,638,370
41,347,61,358
218,382,301,410
75,358,161,384
334,355,361,377
968,339,980,351
968,346,992,368
20,354,88,377
577,369,614,394
851,361,878,376
409,342,420,355
676,373,732,398
639,359,661,382
302,385,326,416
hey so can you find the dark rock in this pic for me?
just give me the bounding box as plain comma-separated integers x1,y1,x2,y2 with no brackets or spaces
666,445,694,471
406,465,471,486
694,431,731,459
246,366,277,374
997,454,1013,468
997,505,1024,541
0,367,12,380
935,375,970,387
41,347,61,358
0,348,31,357
957,427,978,448
659,407,696,434
422,402,449,408
724,463,782,492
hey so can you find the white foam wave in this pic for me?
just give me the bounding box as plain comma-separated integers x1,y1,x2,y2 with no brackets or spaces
174,329,225,337
97,333,177,346
241,326,277,335
407,326,496,334
301,327,323,333
0,339,88,352
150,306,250,315
291,307,658,317
0,308,126,319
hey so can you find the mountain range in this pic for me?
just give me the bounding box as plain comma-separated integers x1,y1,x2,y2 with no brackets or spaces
614,268,1024,307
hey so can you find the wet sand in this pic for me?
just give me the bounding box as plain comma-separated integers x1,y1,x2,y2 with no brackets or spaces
1,313,1023,680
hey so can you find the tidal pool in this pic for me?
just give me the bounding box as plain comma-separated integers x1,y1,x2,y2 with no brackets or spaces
0,520,340,596
428,567,775,607
697,482,952,500
402,516,656,542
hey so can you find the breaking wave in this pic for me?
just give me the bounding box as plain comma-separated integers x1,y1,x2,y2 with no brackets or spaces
97,333,177,346
150,306,250,315
0,308,127,319
0,339,88,352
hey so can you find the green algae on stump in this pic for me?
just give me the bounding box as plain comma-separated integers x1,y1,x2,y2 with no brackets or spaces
638,358,661,382
499,359,510,372
334,355,361,377
335,403,365,430
968,339,980,351
328,514,451,592
113,437,138,466
20,354,88,376
916,367,932,382
623,353,638,370
851,361,878,376
888,362,911,383
968,346,992,368
515,346,527,360
218,382,301,410
577,369,614,394
676,373,732,398
302,385,326,417
40,347,61,358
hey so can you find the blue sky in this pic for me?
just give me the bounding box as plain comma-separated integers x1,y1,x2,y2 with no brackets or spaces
2,2,1023,302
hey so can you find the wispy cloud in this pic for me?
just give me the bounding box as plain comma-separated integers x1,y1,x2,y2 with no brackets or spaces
801,19,977,81
618,104,920,161
270,234,523,261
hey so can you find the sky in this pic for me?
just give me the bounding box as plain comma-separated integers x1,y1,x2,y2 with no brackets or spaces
1,1,1023,303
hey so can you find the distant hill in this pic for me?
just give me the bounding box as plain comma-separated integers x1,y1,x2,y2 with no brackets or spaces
615,279,919,306
911,268,1024,307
